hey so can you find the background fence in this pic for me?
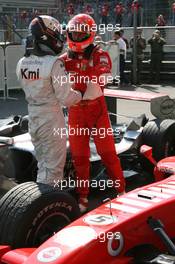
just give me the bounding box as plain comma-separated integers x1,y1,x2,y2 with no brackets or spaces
0,23,175,98
0,44,25,98
0,47,5,92
0,43,120,99
6,45,25,91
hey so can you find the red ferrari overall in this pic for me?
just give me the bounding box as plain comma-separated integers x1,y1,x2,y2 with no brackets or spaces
61,14,125,212
61,46,125,196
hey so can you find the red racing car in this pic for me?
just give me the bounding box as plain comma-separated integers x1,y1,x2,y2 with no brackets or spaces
0,89,175,254
1,146,175,264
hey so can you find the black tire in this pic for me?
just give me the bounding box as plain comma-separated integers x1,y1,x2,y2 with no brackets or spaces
142,119,175,161
10,149,37,183
20,115,29,133
0,182,80,248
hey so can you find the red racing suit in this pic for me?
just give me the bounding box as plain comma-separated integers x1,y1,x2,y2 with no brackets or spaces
60,45,125,196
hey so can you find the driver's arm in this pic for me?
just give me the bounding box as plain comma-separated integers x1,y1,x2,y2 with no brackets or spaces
51,59,82,107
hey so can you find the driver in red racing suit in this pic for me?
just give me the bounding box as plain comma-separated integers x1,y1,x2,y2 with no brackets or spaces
60,14,125,213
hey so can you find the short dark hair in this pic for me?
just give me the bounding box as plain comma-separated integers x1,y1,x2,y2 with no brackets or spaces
114,30,121,36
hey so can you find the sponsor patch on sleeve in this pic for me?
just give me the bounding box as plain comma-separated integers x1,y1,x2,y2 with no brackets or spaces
100,56,109,64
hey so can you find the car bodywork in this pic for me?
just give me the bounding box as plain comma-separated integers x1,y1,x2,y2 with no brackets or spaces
0,89,175,197
104,88,175,120
1,173,175,264
0,89,175,261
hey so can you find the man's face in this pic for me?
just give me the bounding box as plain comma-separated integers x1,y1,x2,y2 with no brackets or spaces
113,33,120,40
136,30,142,38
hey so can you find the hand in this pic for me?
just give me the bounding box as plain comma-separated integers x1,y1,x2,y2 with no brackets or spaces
72,82,87,94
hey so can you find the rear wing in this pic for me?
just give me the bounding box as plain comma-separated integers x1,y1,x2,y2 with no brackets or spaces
104,89,175,120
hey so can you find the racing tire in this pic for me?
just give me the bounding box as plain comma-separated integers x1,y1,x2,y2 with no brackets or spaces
0,182,80,248
142,119,175,161
20,115,29,133
141,119,175,173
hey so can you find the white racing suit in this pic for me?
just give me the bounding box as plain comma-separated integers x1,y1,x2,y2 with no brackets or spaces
16,55,81,185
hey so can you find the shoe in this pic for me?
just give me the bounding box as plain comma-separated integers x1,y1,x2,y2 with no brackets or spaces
79,197,88,214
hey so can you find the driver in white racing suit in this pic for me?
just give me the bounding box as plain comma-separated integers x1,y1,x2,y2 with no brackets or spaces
16,15,82,186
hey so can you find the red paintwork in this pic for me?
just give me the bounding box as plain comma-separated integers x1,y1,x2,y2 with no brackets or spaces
140,145,175,182
140,145,157,166
0,246,11,263
2,174,175,264
104,89,167,102
154,156,175,181
1,248,36,264
157,157,175,173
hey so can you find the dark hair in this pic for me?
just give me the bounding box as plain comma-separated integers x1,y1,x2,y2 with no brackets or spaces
114,30,121,37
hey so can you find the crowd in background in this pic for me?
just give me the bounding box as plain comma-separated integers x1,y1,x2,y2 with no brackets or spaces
1,0,175,31
99,27,166,85
0,1,173,88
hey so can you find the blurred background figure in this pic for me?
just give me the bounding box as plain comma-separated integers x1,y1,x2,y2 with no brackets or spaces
130,28,146,84
67,3,75,19
114,2,125,27
130,0,142,27
2,14,13,42
113,29,127,86
172,2,175,25
156,14,166,38
84,4,94,18
120,29,129,49
20,10,27,28
100,3,109,25
148,29,166,84
156,14,166,27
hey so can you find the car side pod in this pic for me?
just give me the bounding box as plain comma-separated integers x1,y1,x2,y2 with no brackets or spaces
140,145,175,182
154,156,175,182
